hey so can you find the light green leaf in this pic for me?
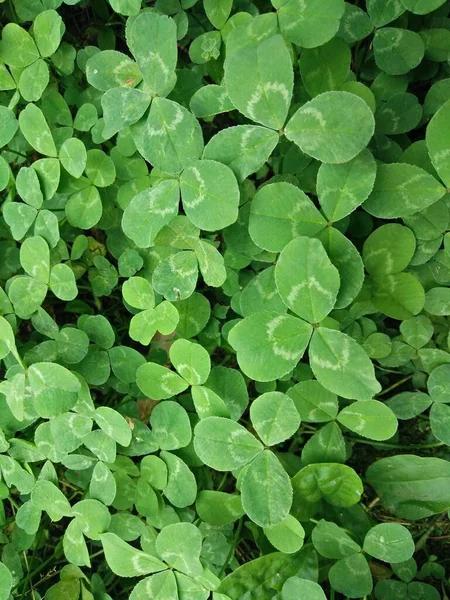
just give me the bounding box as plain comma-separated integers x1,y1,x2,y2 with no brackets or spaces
86,50,142,91
59,138,87,178
371,272,425,320
428,364,450,403
100,533,167,577
33,10,64,57
190,85,234,118
196,490,244,525
367,0,406,27
16,166,43,209
8,277,47,319
204,0,232,28
337,400,398,441
363,163,445,219
400,0,446,14
20,235,49,282
49,263,78,301
249,182,326,252
363,223,416,277
287,380,339,423
89,462,117,506
363,523,414,563
31,480,72,521
224,34,293,129
203,125,279,182
241,450,292,527
277,0,345,49
152,250,198,301
0,316,20,362
122,180,180,248
18,59,50,102
66,185,102,229
373,28,424,76
194,416,263,471
102,87,151,139
282,578,326,600
285,91,375,164
95,406,132,446
195,240,226,287
0,23,39,68
19,104,57,157
28,361,80,418
228,311,312,381
250,391,300,446
0,106,18,149
275,236,340,323
85,149,115,187
155,522,202,576
312,520,361,559
130,571,178,600
329,554,373,599
122,276,155,310
317,149,377,222
426,98,450,187
180,159,239,231
63,519,90,568
265,515,305,555
425,287,450,316
128,12,177,96
161,450,197,508
309,327,381,400
133,97,203,174
136,362,189,400
170,338,211,385
72,498,111,540
150,401,192,450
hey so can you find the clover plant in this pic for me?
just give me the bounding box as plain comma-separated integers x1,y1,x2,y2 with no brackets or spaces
1,0,450,598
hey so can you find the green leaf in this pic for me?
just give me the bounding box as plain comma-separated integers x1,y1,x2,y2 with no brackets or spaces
264,515,305,554
122,180,180,248
366,455,450,519
218,548,318,599
180,160,239,231
224,35,293,129
100,533,166,578
285,91,375,164
292,463,363,508
194,416,263,471
426,98,450,187
0,563,12,600
302,422,346,465
317,149,377,222
136,362,189,400
363,523,414,563
28,362,81,418
241,450,292,527
155,522,202,576
430,402,450,444
31,480,72,521
150,400,192,450
85,149,115,187
161,450,197,508
18,59,50,102
63,519,90,568
309,327,381,400
130,571,178,600
367,0,406,27
102,88,150,139
428,364,450,403
50,263,78,301
95,406,132,446
240,266,286,317
19,104,57,157
0,316,20,362
59,138,87,178
8,277,48,319
228,311,312,381
128,12,177,96
312,520,361,559
250,391,300,446
400,0,446,14
204,0,232,28
287,380,338,422
275,236,340,323
337,400,398,441
20,235,49,282
0,24,39,68
372,273,425,320
170,338,211,385
363,224,416,277
328,554,373,599
282,578,326,600
203,125,279,182
86,50,142,91
152,250,198,301
133,97,203,174
425,287,450,316
33,10,64,58
363,163,445,219
277,0,345,49
195,240,226,287
190,85,234,118
196,491,244,526
66,185,102,229
72,499,111,540
299,37,350,98
249,182,327,252
373,28,424,76
89,462,116,506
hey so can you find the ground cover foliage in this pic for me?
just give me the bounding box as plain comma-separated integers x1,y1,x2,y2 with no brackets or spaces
2,0,450,598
